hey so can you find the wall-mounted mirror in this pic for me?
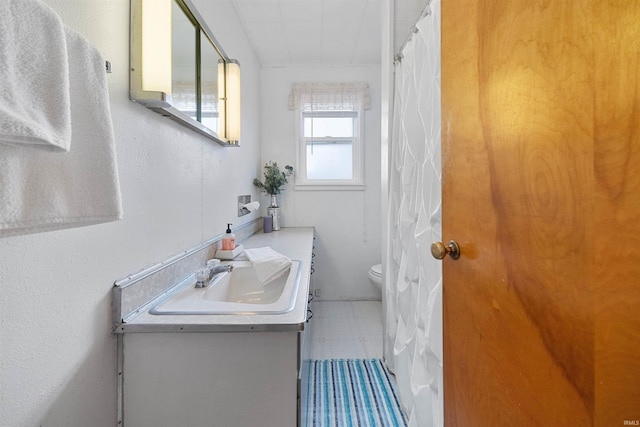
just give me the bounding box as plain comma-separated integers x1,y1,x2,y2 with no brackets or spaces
130,0,240,146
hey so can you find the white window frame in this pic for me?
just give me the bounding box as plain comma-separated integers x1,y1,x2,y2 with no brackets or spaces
295,109,365,191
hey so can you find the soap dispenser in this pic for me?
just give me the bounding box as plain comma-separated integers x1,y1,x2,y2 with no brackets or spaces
221,223,236,250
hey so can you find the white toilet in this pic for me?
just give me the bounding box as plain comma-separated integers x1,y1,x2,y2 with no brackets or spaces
368,263,382,290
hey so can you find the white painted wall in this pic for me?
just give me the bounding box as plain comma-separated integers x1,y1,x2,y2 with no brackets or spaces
0,1,261,425
260,66,382,301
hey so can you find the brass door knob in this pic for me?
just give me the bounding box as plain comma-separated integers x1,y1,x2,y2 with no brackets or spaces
431,240,460,260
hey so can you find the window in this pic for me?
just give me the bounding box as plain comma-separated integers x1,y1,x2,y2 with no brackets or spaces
289,82,369,189
303,111,358,180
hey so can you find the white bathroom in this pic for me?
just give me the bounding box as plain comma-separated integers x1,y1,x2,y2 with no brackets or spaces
0,0,398,425
2,0,639,426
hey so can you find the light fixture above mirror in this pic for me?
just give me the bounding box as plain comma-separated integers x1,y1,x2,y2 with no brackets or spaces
130,0,241,146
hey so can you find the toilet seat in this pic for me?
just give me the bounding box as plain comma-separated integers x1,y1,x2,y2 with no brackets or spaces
368,263,382,290
369,264,382,279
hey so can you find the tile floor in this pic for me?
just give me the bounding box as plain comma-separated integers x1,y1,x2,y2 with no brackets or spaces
304,300,383,360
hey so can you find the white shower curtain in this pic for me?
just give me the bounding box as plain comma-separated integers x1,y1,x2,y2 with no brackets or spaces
385,1,443,426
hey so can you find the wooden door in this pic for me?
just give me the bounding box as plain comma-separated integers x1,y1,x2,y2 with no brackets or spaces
441,1,640,425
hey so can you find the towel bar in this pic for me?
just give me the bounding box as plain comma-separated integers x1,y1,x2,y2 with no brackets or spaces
105,60,112,73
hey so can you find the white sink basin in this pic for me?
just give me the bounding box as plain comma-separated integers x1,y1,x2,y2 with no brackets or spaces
149,260,301,315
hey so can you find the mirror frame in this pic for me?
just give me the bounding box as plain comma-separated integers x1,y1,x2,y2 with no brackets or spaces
130,0,237,146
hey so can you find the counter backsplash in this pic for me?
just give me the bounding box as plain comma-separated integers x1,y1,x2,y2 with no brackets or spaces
112,219,262,327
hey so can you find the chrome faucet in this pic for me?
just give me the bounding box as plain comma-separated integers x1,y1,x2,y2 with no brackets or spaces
194,261,234,288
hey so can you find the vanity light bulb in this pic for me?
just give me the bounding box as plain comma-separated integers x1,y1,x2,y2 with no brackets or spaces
141,0,172,95
225,60,241,143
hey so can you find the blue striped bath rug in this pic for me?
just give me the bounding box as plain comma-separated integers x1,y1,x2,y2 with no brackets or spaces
302,359,408,427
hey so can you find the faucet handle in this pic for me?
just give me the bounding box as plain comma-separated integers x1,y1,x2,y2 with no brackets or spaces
196,268,210,282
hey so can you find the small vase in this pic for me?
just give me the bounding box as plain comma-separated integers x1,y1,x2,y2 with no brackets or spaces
267,194,281,230
269,194,278,208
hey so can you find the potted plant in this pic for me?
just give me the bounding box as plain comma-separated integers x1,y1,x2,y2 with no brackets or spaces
253,161,294,208
253,162,293,231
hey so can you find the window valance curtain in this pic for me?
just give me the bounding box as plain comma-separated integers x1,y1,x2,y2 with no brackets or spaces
172,82,219,113
288,82,370,111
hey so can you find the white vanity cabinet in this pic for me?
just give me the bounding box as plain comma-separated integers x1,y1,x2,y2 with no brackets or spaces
114,227,314,427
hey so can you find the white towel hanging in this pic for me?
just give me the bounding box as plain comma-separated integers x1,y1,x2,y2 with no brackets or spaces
0,0,72,152
0,26,123,237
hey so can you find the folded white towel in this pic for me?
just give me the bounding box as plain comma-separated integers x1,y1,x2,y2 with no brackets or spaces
0,26,122,237
0,0,71,152
241,201,260,212
244,247,292,285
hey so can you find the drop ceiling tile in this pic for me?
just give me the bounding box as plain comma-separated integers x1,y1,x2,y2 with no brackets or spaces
284,21,322,46
279,0,323,22
233,0,282,22
320,23,359,63
353,20,381,64
233,0,381,66
323,0,367,22
244,21,288,45
363,0,382,22
321,23,360,46
284,22,323,64
245,22,290,64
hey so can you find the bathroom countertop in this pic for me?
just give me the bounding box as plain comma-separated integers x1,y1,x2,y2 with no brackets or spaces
115,227,315,333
